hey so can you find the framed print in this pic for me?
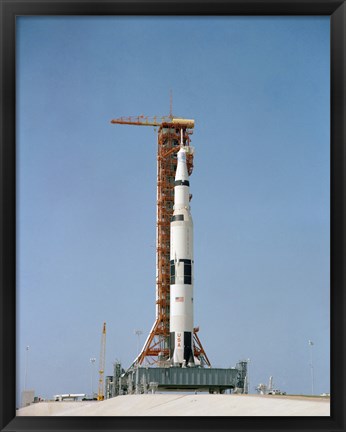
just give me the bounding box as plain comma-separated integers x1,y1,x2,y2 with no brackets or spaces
1,1,345,431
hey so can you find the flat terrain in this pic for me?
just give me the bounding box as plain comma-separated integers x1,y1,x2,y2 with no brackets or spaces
17,394,330,416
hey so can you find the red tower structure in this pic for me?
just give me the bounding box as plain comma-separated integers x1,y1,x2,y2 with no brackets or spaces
111,115,210,368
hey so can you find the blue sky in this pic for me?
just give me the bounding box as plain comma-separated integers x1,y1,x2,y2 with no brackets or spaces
16,16,330,403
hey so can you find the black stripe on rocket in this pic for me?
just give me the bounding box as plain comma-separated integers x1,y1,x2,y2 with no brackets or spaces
174,179,190,186
170,259,192,285
171,214,184,222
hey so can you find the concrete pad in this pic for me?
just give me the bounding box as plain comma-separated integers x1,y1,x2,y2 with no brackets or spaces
16,394,330,417
16,401,97,416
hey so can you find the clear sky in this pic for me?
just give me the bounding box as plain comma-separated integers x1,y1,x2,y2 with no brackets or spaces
16,16,330,403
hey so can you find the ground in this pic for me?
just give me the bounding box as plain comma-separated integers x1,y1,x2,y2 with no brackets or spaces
17,393,330,416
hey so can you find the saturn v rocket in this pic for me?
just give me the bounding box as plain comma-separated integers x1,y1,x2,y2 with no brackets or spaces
169,139,195,367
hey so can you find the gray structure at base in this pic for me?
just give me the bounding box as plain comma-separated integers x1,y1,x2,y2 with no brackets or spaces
105,361,248,397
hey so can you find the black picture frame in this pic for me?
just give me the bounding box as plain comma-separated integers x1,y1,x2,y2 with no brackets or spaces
1,1,344,431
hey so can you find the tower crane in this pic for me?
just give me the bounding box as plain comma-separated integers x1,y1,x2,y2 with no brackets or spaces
97,322,106,401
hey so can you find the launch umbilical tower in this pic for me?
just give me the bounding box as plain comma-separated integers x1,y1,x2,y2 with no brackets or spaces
111,114,210,368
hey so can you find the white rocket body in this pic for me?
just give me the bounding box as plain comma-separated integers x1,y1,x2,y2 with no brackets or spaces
170,147,194,367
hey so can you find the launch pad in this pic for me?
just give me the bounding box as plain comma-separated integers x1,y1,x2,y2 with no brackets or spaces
105,361,249,397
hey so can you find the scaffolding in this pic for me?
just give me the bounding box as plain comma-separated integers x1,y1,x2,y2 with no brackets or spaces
111,115,210,368
137,125,193,365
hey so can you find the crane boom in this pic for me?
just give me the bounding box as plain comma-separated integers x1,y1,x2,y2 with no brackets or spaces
111,115,195,129
97,322,106,401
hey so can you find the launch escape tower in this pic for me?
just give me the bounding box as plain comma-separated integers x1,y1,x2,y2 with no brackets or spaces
111,114,210,368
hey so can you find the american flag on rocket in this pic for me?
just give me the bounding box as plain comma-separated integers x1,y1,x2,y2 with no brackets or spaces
175,297,184,302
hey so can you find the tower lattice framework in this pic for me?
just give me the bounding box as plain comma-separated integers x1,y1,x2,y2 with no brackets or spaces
111,116,211,368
